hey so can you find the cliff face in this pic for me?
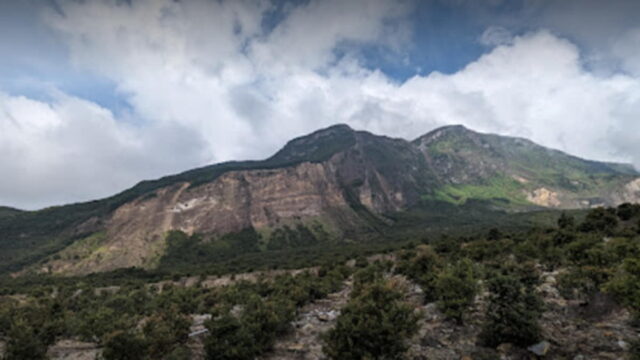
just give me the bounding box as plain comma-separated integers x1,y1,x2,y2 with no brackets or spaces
42,131,429,274
10,124,640,275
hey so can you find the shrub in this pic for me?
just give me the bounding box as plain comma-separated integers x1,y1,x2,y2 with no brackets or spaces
480,274,543,348
77,306,134,343
434,259,478,323
4,320,48,360
205,295,295,360
557,266,608,300
142,309,190,358
396,245,442,302
604,257,640,315
205,312,257,360
102,331,148,360
557,212,576,229
616,203,640,221
323,280,420,360
579,207,618,234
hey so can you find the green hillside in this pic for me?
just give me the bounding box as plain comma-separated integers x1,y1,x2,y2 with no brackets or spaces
0,124,637,276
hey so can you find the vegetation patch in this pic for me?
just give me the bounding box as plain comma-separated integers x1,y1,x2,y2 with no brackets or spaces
424,176,528,206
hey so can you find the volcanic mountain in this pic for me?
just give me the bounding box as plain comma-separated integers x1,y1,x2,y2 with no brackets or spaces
1,124,638,275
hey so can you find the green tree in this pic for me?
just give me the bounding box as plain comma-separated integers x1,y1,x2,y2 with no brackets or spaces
579,207,618,234
480,274,543,348
205,313,256,360
557,212,575,230
101,331,147,360
4,320,48,360
205,295,295,360
616,203,640,221
434,259,478,323
396,245,442,302
77,306,132,342
323,281,420,360
142,309,190,358
604,257,640,316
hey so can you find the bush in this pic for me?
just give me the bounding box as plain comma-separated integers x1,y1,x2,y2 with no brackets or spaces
604,257,640,315
323,280,420,360
102,331,148,360
480,274,543,348
4,320,48,360
205,295,295,360
205,312,257,360
77,306,135,342
557,266,607,300
616,203,640,221
557,212,575,230
142,309,190,358
434,259,478,323
396,245,442,302
579,207,618,234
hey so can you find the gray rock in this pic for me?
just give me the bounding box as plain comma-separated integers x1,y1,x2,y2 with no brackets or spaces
617,339,629,350
527,340,551,356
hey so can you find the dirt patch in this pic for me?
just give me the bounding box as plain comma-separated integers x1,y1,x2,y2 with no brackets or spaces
47,340,101,360
527,187,561,207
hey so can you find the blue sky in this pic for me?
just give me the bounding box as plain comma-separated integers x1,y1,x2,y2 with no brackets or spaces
1,0,640,209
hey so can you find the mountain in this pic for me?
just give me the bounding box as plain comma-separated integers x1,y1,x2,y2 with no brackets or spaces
414,125,640,208
1,124,638,276
0,206,22,218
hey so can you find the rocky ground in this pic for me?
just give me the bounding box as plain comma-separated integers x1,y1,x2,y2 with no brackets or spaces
259,278,353,360
185,314,211,360
45,340,101,360
406,270,637,360
2,266,637,360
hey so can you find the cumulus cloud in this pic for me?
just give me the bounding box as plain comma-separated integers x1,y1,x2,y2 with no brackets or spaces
0,91,209,209
1,0,640,209
479,26,513,47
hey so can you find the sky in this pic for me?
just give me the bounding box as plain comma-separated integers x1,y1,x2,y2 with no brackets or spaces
1,0,640,210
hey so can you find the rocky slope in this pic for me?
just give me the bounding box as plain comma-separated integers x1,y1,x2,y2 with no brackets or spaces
415,125,640,208
2,124,639,275
23,265,635,360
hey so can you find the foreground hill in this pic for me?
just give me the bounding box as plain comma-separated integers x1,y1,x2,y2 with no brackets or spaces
0,124,638,275
2,204,640,360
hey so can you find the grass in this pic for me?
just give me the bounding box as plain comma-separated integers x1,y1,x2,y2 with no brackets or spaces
424,176,529,206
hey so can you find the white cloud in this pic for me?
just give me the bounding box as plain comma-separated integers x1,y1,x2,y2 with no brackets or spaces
250,0,412,71
479,26,513,47
0,91,209,209
1,0,640,209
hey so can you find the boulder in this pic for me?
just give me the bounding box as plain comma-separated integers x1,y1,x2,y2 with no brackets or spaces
527,340,551,356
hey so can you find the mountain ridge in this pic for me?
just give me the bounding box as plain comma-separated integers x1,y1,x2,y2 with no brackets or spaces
1,124,639,276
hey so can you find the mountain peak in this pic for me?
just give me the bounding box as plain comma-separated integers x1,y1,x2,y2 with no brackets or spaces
268,124,357,164
412,124,476,146
437,124,470,132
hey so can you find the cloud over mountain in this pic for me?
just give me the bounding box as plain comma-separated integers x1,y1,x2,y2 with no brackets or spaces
0,0,639,209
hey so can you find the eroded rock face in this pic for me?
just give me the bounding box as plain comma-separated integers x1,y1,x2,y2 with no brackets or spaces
527,188,562,208
45,145,419,275
33,126,640,275
614,178,640,204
